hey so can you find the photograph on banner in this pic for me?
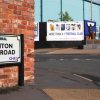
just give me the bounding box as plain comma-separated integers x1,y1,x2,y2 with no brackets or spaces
84,20,96,40
47,21,84,41
0,35,21,64
34,23,39,41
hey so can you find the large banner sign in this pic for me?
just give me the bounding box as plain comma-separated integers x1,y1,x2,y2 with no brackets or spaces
0,35,21,64
84,20,96,36
47,21,84,41
34,23,39,41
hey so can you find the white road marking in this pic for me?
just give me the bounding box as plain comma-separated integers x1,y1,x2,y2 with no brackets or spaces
45,51,56,54
73,74,93,82
60,59,64,61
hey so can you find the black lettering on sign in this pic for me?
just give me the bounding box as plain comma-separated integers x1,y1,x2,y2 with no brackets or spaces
0,50,3,55
0,37,7,40
9,57,18,61
12,50,15,54
0,50,15,55
0,44,13,48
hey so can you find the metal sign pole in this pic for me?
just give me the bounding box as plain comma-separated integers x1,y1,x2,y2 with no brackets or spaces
90,0,95,48
18,34,24,86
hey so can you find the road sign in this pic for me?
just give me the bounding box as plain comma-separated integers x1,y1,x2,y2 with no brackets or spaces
0,34,24,86
0,35,21,64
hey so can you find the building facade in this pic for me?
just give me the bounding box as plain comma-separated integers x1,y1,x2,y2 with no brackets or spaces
0,0,34,87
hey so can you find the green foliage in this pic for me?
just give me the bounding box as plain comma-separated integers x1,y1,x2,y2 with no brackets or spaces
59,11,73,21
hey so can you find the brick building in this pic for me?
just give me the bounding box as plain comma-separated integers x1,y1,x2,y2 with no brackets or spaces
0,0,34,87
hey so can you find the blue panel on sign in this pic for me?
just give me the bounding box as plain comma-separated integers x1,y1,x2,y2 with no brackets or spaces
84,20,96,36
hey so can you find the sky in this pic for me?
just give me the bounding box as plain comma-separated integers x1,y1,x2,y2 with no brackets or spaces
35,0,100,25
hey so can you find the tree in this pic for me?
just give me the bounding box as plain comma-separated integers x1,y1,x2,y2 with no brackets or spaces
59,11,73,21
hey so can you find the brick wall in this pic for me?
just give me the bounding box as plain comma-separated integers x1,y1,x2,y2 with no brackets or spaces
0,0,34,87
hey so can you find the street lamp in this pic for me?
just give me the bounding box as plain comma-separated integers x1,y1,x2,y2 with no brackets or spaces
40,0,43,22
90,0,93,21
60,0,62,21
90,0,95,48
83,0,85,20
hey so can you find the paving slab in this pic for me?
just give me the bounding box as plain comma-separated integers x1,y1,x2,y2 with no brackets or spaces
0,86,52,100
43,89,100,100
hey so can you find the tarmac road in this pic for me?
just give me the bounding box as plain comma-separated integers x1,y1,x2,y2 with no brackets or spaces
35,48,100,88
34,48,100,100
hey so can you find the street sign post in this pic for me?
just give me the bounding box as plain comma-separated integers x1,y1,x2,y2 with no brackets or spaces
0,34,24,86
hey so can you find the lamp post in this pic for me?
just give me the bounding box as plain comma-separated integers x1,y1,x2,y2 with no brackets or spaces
90,0,93,21
90,0,95,48
83,0,85,20
40,0,43,22
60,0,63,21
